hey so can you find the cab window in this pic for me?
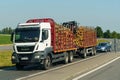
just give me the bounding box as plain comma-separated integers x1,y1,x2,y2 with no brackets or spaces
42,29,48,40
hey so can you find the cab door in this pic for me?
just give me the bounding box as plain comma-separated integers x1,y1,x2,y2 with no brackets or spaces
39,29,51,51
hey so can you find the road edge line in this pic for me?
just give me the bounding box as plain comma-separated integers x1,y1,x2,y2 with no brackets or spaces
72,56,120,80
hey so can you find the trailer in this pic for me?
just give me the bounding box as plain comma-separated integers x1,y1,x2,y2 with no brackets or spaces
11,18,97,70
62,21,97,58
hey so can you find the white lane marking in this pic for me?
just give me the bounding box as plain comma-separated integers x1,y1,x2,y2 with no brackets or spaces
72,56,120,80
16,54,102,80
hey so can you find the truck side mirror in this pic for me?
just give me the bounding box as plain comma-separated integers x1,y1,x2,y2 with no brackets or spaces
11,32,14,42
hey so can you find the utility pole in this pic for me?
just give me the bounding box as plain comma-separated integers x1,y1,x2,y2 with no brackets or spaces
114,38,117,53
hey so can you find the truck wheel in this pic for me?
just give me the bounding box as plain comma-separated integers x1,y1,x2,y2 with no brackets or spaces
16,63,24,70
68,51,73,63
42,55,51,70
63,52,69,64
82,49,87,58
94,49,96,55
90,48,94,56
90,51,94,56
83,53,87,58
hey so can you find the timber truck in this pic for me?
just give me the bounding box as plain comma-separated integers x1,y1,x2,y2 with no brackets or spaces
11,18,97,70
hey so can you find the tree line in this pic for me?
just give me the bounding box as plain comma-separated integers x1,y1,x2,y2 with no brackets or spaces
0,27,14,34
95,26,120,39
0,26,120,39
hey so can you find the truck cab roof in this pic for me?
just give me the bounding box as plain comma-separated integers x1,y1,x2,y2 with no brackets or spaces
19,23,40,26
18,22,51,29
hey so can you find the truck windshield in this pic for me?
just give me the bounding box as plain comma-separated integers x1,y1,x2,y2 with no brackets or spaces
15,27,40,43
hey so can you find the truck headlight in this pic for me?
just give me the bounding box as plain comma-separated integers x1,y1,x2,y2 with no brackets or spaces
35,55,40,59
12,56,15,59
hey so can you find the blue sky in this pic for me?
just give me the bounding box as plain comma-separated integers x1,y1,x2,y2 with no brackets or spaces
0,0,120,32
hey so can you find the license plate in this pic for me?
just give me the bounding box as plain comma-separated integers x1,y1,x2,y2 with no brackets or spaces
21,57,28,60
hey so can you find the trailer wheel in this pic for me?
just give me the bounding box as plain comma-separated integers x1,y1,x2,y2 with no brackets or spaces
90,48,94,56
16,63,24,70
82,49,87,58
93,47,96,55
63,52,69,64
42,55,51,70
83,53,87,58
68,51,73,63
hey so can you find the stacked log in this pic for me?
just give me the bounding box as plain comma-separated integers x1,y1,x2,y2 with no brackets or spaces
54,24,75,52
53,25,97,52
74,26,97,48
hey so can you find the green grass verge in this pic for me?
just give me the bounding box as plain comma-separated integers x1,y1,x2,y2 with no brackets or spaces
0,50,14,68
0,34,12,45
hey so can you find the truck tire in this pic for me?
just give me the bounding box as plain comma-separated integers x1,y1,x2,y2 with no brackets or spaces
68,51,73,63
42,55,51,70
16,63,24,70
93,48,96,55
63,52,69,64
83,53,87,58
90,47,94,56
82,49,87,58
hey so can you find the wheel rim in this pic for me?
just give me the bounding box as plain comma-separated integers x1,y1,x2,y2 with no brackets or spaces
45,56,51,68
84,53,86,58
66,55,69,63
69,52,73,62
64,53,69,64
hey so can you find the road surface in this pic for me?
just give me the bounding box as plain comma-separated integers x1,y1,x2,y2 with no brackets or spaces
0,52,119,80
75,56,120,80
0,44,12,50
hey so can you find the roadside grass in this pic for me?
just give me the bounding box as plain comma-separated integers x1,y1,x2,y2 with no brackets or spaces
0,50,14,68
0,34,12,45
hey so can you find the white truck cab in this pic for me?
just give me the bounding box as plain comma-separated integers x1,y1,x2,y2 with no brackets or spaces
11,22,52,70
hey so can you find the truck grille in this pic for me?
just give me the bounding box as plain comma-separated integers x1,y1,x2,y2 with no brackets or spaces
17,54,33,64
17,46,35,52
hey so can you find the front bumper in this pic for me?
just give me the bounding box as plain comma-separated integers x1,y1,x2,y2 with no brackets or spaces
97,48,106,52
11,52,45,65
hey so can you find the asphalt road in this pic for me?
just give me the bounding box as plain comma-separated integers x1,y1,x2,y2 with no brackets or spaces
0,66,44,80
0,45,12,50
26,52,120,80
76,56,120,80
0,54,83,80
0,52,119,80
